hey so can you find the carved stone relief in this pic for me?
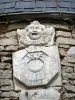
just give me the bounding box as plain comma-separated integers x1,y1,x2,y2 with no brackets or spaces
19,88,60,100
13,21,61,100
17,21,55,47
13,45,60,87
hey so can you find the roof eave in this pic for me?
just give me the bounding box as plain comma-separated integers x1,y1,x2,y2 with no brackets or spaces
0,11,75,22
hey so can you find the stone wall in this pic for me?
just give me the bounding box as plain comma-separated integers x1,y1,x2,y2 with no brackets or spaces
0,20,75,100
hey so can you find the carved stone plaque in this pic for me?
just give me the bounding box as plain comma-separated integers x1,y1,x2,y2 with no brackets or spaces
13,45,60,87
19,88,60,100
13,21,61,100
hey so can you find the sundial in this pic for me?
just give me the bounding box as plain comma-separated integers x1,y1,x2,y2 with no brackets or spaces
13,21,61,100
13,46,59,87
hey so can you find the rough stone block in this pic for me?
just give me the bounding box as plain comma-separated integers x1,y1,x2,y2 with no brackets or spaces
0,70,4,77
59,44,70,49
61,62,74,67
7,23,27,31
0,34,5,39
44,23,70,30
62,66,73,73
0,46,4,51
73,80,75,85
56,37,75,45
62,56,75,63
74,65,75,72
72,34,75,39
5,31,17,39
1,85,14,91
0,79,13,87
64,93,75,99
1,91,19,98
56,31,71,38
0,63,11,69
67,47,75,57
59,24,71,30
0,98,10,100
1,57,12,63
62,79,69,84
65,85,75,93
0,70,12,79
0,38,17,46
62,73,75,80
72,28,75,34
59,49,66,57
5,46,18,51
0,52,11,56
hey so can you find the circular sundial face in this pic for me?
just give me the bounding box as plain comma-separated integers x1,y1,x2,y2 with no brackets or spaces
28,59,43,73
13,47,59,87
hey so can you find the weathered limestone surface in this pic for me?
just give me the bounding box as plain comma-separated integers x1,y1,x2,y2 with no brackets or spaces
13,21,61,100
0,52,11,56
58,44,70,49
67,47,75,57
65,85,75,93
5,46,18,51
1,91,19,98
0,46,4,51
72,34,75,39
0,21,75,100
62,56,75,63
56,37,75,45
56,31,71,38
0,79,13,86
1,57,12,63
0,70,12,79
61,62,74,67
43,23,70,30
20,89,60,100
0,63,11,69
0,23,19,100
62,66,73,73
0,38,17,46
59,49,66,57
13,45,60,87
5,31,17,38
63,93,75,99
62,73,75,80
7,23,27,31
17,21,55,47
